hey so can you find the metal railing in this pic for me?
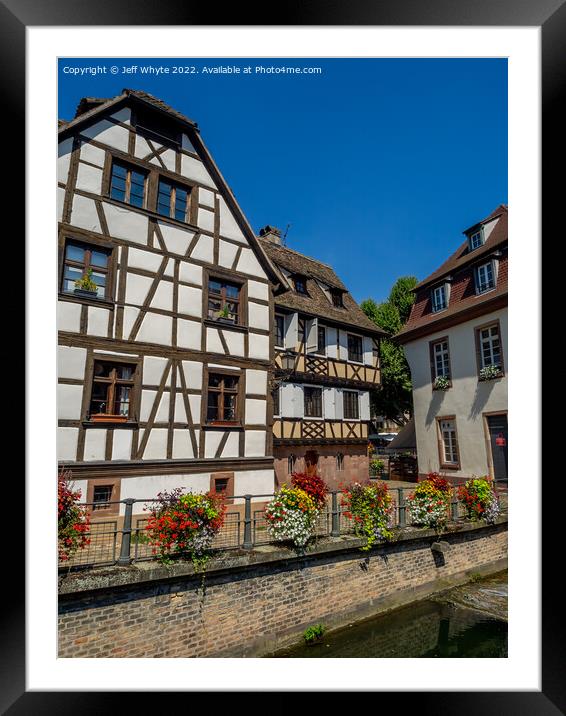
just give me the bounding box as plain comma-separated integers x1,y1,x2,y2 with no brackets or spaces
59,486,507,570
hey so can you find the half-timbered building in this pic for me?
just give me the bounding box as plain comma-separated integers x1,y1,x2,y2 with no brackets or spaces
258,227,386,489
57,89,281,515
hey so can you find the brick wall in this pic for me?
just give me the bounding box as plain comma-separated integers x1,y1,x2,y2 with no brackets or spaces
274,444,369,490
58,520,507,658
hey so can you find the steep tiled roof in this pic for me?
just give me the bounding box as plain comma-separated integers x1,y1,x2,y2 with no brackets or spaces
259,238,385,336
397,206,508,342
122,89,197,126
416,205,507,289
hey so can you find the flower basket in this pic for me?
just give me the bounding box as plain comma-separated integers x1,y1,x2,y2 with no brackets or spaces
458,477,500,523
433,375,451,390
341,481,393,551
406,473,452,531
479,364,502,381
265,485,320,548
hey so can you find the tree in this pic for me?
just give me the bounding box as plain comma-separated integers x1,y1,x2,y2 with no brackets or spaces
361,276,417,427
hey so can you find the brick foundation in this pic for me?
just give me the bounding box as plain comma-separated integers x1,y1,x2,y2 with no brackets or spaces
58,519,507,658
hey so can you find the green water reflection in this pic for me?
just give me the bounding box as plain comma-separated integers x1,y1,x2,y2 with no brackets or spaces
269,597,507,658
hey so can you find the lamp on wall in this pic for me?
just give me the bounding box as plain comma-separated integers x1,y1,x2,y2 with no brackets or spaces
281,351,296,373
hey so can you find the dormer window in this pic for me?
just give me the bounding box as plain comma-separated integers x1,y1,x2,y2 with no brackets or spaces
431,284,448,313
294,276,308,295
469,228,484,251
331,289,344,308
475,261,496,294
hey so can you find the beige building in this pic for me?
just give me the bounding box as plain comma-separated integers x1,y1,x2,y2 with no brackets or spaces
397,206,508,484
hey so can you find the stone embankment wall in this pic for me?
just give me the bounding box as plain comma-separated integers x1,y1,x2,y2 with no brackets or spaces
58,518,507,658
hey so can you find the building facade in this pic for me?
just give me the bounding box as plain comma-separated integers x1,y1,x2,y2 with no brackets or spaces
258,227,385,490
397,205,508,483
57,89,281,515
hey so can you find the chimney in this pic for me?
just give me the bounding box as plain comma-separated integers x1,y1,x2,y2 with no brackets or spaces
258,225,282,245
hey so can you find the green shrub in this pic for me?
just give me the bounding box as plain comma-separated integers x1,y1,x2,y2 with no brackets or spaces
303,624,325,643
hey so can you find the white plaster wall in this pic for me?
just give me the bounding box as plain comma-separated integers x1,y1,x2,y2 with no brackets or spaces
140,390,170,423
80,142,106,167
83,429,107,461
57,384,83,420
87,306,109,337
218,240,239,268
143,356,170,386
245,430,266,457
128,248,163,273
246,369,267,395
122,306,140,339
120,473,210,515
404,308,508,478
179,261,203,286
206,327,224,354
150,281,174,312
160,148,176,172
182,134,196,152
142,428,168,460
71,195,102,233
164,258,175,278
197,208,215,233
248,333,269,361
218,197,247,244
134,135,152,158
248,302,270,331
172,429,198,459
174,393,200,424
236,248,265,278
233,469,275,503
73,480,89,502
103,203,148,245
199,188,215,208
57,187,65,222
483,216,500,242
112,430,134,460
180,154,217,189
80,119,129,153
178,286,202,317
177,319,201,350
245,399,267,425
58,427,79,461
110,108,131,125
190,234,214,263
136,313,172,346
58,301,82,333
75,163,103,195
222,330,245,357
205,430,232,458
247,281,269,302
57,138,73,183
181,360,202,389
159,222,195,256
125,273,152,306
58,346,87,380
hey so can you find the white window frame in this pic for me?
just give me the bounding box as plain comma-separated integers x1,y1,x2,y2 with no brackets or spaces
274,313,286,349
342,389,361,421
346,332,364,364
475,260,496,294
439,418,459,466
479,324,502,369
431,283,448,313
469,228,484,251
303,384,324,420
433,340,450,379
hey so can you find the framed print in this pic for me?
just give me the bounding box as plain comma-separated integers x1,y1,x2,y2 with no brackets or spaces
8,0,558,710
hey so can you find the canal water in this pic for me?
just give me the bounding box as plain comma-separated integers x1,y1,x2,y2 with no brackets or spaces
268,571,507,658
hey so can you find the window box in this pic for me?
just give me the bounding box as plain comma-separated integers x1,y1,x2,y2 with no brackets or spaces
90,413,129,424
479,364,503,381
73,287,99,300
433,375,451,391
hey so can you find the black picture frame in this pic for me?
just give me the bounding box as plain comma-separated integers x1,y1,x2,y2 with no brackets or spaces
11,0,557,711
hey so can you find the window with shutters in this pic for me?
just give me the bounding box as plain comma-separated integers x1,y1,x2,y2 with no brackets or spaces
273,386,280,417
347,334,363,363
343,391,359,420
304,386,323,418
274,314,285,347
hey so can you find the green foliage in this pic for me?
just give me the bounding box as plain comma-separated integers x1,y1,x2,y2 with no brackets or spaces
361,275,417,426
341,481,393,551
370,458,385,473
388,276,418,324
303,624,325,643
74,268,98,293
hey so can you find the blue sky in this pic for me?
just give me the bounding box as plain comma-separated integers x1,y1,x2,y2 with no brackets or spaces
58,58,507,303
